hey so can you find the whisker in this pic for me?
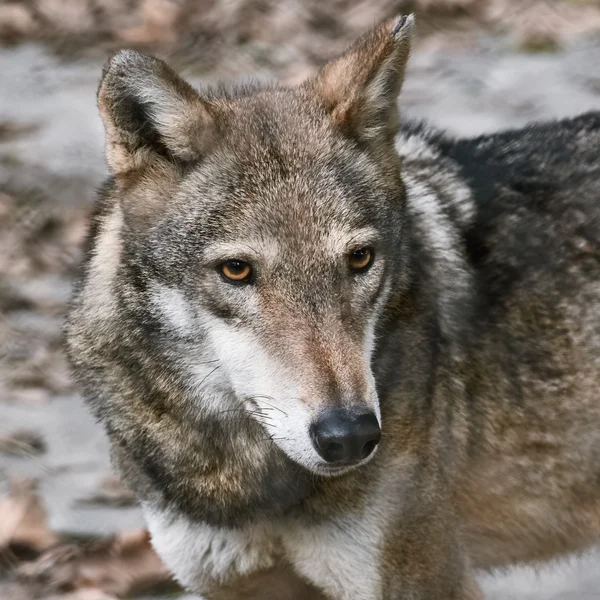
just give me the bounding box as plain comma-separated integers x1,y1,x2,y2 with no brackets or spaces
197,364,221,387
219,407,256,415
249,395,288,417
260,434,288,442
217,406,276,431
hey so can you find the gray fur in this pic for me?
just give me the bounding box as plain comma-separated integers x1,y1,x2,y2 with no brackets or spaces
66,15,600,600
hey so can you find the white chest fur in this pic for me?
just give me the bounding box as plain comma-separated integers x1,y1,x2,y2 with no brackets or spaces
281,514,382,600
143,505,279,593
143,504,382,599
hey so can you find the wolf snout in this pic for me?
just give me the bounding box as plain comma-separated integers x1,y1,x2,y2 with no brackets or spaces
310,408,381,465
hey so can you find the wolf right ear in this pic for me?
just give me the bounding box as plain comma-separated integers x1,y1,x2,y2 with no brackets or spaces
98,50,218,174
308,15,414,151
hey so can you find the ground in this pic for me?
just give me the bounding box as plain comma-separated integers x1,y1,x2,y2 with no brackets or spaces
0,1,599,599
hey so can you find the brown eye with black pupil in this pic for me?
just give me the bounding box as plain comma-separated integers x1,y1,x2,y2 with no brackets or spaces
349,247,374,273
220,260,252,283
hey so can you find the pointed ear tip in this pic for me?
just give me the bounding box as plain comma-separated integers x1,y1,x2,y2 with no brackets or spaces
110,48,158,69
100,49,159,82
391,13,416,39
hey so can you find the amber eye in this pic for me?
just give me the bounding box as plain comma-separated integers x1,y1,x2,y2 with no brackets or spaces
220,260,253,283
349,247,374,273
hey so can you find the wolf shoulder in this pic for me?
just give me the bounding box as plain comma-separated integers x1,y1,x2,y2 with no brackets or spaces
433,110,600,218
398,112,600,272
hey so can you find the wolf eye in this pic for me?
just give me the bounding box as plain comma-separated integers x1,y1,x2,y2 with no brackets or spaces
349,247,374,273
220,260,253,283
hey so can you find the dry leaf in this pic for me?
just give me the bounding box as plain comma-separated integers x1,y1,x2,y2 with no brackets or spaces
18,529,177,597
54,591,119,600
0,430,47,457
0,4,38,41
0,474,173,597
75,529,173,595
0,478,60,562
75,475,136,508
49,591,119,600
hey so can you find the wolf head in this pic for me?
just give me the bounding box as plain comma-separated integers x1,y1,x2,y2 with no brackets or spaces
82,16,414,480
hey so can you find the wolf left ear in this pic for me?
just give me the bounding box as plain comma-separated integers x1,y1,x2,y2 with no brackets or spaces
98,50,218,174
308,15,414,149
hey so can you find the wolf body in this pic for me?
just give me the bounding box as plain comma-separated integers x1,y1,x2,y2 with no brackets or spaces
66,15,600,600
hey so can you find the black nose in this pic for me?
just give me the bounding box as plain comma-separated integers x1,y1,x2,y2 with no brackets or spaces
310,408,381,464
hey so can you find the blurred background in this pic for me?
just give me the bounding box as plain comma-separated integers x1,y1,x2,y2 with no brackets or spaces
1,1,600,599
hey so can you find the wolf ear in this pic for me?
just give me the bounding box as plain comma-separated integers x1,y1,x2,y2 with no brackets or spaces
98,50,217,174
308,15,414,148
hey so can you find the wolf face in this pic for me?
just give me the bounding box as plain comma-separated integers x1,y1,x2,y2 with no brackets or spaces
142,108,409,475
76,16,414,478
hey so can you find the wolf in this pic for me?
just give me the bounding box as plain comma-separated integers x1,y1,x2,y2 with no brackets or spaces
66,13,600,600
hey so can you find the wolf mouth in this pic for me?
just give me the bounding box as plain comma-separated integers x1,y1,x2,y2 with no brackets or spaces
312,456,377,477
